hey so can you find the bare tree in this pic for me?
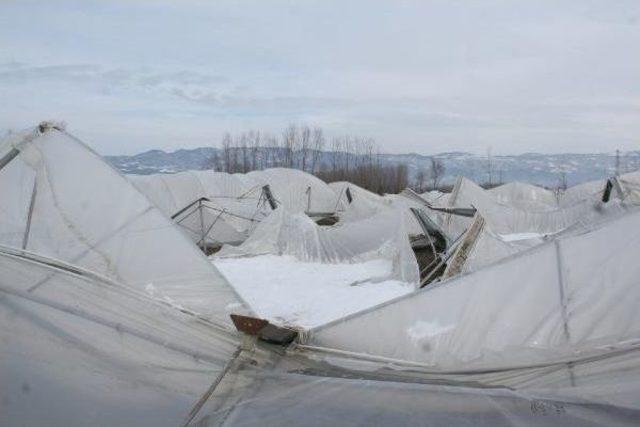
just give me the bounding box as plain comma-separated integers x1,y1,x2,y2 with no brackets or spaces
310,127,324,174
205,149,222,171
395,164,408,193
486,147,493,186
414,169,428,193
249,130,260,170
429,157,445,190
263,134,277,167
282,124,298,168
221,133,233,173
300,125,311,172
559,171,568,191
240,133,249,173
330,137,341,175
217,124,412,195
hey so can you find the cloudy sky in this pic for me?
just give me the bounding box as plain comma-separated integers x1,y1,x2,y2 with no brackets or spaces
1,0,639,155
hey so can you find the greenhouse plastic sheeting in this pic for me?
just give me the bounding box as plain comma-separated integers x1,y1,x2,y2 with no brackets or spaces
130,171,267,244
309,207,640,374
0,126,248,324
383,193,436,237
217,207,419,285
329,181,388,222
451,221,545,276
170,201,250,246
129,170,262,218
454,201,633,275
187,340,640,426
441,177,601,239
559,178,607,207
246,168,340,214
411,177,639,277
489,181,560,211
131,168,342,244
0,249,240,427
557,172,640,207
617,171,640,204
329,182,430,238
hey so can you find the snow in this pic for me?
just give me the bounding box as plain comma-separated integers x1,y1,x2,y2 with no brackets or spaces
499,232,545,242
407,320,454,346
212,255,413,328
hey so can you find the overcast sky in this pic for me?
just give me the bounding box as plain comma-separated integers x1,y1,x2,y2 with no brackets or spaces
1,0,639,155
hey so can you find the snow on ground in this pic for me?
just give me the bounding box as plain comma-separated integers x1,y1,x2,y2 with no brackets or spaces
212,254,413,329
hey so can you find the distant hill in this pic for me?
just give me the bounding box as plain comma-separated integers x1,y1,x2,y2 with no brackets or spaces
106,147,640,188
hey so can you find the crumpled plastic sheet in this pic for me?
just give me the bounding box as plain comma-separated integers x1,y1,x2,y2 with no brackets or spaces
308,207,640,383
0,249,240,427
217,207,419,285
188,340,640,426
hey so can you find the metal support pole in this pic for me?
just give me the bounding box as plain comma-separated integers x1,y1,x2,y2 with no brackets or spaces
198,199,206,252
22,178,38,250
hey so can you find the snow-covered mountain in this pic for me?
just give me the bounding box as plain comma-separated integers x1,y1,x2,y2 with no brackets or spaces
106,147,640,188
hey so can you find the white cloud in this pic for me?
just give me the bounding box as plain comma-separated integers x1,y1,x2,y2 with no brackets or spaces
0,0,639,155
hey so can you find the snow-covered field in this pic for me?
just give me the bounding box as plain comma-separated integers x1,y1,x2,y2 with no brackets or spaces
212,255,413,328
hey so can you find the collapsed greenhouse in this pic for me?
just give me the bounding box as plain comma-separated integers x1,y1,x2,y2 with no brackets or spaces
2,123,640,426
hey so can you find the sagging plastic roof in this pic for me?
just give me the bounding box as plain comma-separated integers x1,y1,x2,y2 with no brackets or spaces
329,181,389,220
449,200,634,276
328,182,430,242
0,125,248,324
560,178,607,207
188,337,640,426
490,173,640,210
133,167,341,218
489,181,560,211
441,177,597,239
308,207,640,380
246,167,341,214
130,171,265,245
217,206,419,285
417,175,640,277
130,168,343,245
559,171,640,207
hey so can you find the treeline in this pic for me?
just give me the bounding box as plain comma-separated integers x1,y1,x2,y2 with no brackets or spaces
208,125,326,174
207,124,443,195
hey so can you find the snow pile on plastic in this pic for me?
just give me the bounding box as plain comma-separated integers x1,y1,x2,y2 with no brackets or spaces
213,254,412,328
